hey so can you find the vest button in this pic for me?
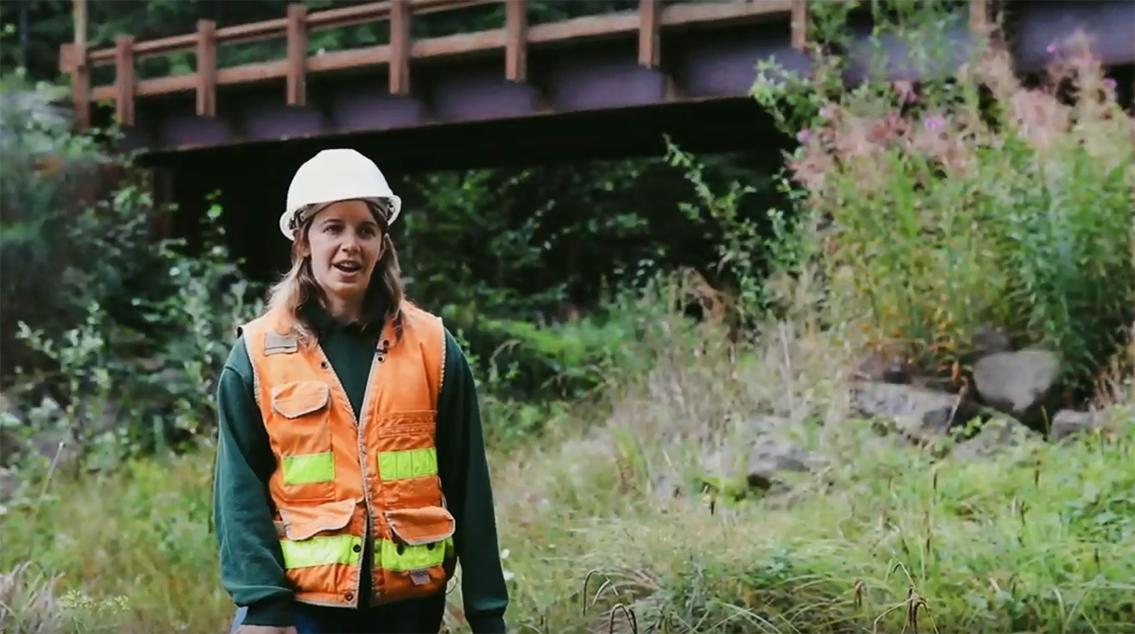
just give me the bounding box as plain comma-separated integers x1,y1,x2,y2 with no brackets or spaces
377,355,385,362
344,591,354,601
353,544,361,553
320,361,328,369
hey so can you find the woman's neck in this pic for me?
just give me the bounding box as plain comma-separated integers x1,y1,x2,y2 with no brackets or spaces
321,294,362,325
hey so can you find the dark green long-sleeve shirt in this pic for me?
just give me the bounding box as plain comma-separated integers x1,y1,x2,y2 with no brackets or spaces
212,304,508,631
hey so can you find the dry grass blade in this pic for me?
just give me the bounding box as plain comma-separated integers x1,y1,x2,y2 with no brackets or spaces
872,600,907,634
0,562,64,634
903,588,939,634
648,610,672,634
582,569,602,617
591,578,616,610
608,603,638,634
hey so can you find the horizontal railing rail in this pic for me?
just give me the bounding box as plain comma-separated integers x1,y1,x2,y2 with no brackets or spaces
59,0,814,129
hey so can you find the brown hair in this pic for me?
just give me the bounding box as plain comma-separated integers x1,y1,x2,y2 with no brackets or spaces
267,202,404,343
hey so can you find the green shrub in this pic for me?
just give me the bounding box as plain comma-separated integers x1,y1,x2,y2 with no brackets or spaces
0,73,113,376
11,202,262,467
752,5,1135,384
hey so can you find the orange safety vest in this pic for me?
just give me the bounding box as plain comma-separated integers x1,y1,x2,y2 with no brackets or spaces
240,301,455,608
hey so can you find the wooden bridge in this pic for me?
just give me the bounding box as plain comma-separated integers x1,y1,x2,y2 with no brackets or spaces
57,0,1135,169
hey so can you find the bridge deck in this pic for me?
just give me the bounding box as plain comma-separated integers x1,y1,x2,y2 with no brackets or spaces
58,0,1135,164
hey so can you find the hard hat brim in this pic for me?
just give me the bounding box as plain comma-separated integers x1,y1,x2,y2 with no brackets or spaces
278,195,402,240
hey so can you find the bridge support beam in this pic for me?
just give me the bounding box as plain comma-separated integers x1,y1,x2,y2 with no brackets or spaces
114,36,135,126
390,0,412,96
639,0,661,68
791,0,807,51
286,4,308,106
59,43,91,129
196,20,217,117
506,0,528,82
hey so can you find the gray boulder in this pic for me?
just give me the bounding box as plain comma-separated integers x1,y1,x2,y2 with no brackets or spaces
699,438,819,498
855,351,914,384
970,325,1013,358
746,440,815,490
1050,409,1104,441
953,417,1038,460
852,382,978,442
973,349,1061,427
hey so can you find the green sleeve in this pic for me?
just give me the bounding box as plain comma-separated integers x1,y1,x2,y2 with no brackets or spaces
437,330,510,633
212,338,295,627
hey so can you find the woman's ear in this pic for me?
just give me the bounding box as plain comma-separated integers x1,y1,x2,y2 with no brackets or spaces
296,226,312,258
376,233,390,259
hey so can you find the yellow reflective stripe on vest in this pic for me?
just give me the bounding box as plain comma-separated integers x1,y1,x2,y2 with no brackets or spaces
376,537,453,571
280,535,362,569
282,452,334,485
377,448,437,481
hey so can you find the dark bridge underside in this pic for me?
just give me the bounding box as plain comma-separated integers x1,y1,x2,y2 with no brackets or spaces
136,22,809,170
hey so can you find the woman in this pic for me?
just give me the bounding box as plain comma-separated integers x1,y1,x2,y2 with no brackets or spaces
213,149,508,634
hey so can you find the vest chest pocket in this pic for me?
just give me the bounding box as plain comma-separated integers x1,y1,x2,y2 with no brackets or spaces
375,411,439,507
271,381,335,502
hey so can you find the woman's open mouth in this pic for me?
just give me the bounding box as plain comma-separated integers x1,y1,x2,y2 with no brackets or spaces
333,261,362,274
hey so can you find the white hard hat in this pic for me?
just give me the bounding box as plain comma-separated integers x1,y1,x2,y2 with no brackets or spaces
280,148,402,240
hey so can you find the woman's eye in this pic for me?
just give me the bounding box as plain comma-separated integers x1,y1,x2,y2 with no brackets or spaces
325,224,342,234
360,227,377,238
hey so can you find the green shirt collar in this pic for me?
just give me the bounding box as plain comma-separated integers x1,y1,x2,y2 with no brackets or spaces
300,300,383,338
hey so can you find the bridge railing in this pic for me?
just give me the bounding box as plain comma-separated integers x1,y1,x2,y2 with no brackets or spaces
59,0,819,130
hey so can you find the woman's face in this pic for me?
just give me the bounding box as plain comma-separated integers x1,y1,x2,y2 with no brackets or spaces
303,199,384,309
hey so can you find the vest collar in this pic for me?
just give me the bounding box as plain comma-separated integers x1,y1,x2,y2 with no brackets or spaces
300,300,385,341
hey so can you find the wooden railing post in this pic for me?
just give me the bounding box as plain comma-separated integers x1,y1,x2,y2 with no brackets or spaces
638,0,660,69
196,20,217,117
505,0,527,82
60,43,91,129
791,0,808,51
287,4,308,106
969,0,989,34
390,0,411,95
114,36,135,126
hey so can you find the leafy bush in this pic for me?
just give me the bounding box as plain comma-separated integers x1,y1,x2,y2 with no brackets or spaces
398,156,775,406
1,75,263,466
752,4,1135,385
11,203,262,467
0,73,112,376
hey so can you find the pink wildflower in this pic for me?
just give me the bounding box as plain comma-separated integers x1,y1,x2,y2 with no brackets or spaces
924,114,947,132
1103,78,1117,91
1046,42,1058,55
796,128,814,144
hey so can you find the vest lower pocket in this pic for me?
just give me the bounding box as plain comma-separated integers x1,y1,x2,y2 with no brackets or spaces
376,506,456,599
279,499,362,597
271,381,334,501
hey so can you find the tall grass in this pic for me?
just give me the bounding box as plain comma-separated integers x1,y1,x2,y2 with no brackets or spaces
485,301,1135,633
0,453,230,633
